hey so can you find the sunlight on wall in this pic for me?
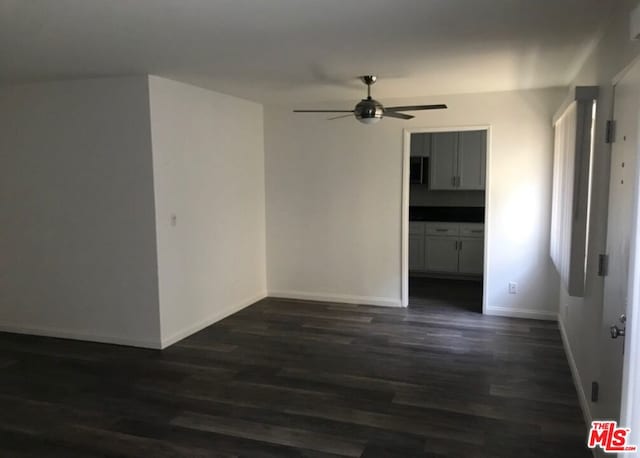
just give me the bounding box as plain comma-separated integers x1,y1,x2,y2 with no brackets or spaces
500,182,540,245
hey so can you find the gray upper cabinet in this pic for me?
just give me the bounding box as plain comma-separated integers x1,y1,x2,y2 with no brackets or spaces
428,130,486,191
458,130,486,190
410,133,431,157
429,132,458,190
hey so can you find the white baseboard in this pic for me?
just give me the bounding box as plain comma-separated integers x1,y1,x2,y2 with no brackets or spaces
558,315,593,429
0,322,161,349
484,306,557,321
160,291,267,349
268,290,402,308
0,291,268,351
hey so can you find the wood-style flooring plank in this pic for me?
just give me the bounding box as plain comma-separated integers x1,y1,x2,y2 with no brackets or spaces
0,277,590,457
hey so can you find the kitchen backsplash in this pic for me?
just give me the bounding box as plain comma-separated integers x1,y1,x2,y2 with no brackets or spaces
409,206,485,223
409,187,485,207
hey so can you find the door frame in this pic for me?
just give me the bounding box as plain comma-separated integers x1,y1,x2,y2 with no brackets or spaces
401,125,492,309
612,55,640,441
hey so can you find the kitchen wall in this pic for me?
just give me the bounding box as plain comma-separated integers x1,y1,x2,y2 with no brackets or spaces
0,76,162,347
558,0,640,431
264,87,565,316
148,76,267,347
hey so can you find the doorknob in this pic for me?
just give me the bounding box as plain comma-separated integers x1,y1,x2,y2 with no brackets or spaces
610,325,626,339
611,315,627,339
609,313,627,339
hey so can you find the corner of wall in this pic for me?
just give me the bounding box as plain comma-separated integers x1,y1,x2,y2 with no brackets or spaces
159,291,267,349
143,73,164,349
148,78,269,348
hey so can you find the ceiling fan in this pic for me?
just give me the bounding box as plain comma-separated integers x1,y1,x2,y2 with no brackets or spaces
293,75,447,124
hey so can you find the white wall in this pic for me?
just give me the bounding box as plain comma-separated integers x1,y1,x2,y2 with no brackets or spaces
148,76,267,348
264,87,565,316
558,0,640,427
0,76,161,347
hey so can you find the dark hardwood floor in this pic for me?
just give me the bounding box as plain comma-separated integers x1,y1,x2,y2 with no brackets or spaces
0,278,589,457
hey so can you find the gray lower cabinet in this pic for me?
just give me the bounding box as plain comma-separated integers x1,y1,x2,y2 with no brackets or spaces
458,237,484,274
409,222,484,275
409,222,426,270
409,234,425,270
425,236,459,272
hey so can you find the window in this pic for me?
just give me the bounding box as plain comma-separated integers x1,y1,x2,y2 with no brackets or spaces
550,87,598,297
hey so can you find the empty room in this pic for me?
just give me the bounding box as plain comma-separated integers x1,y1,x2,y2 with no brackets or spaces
2,1,640,457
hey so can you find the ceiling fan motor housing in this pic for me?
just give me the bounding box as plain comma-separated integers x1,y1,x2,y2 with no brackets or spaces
355,98,384,124
292,75,446,123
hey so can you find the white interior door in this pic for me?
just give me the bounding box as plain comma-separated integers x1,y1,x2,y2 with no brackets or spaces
598,60,640,424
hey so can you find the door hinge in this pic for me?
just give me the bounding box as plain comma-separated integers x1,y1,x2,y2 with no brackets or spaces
598,254,609,277
591,381,599,402
606,120,616,144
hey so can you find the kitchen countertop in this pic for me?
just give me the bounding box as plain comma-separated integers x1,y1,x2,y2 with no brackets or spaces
409,206,484,223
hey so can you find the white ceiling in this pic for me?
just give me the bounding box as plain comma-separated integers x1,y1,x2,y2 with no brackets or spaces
0,0,617,105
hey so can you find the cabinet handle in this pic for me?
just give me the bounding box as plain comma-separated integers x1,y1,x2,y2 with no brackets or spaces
456,176,461,187
451,176,456,187
471,230,483,233
459,240,463,250
436,229,448,232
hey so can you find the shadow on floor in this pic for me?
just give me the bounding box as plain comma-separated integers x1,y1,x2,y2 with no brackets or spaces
409,276,483,314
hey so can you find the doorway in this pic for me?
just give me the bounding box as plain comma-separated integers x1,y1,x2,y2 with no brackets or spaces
401,126,490,311
599,57,640,444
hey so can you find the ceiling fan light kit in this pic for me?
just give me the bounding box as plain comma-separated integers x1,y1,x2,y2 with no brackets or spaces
293,75,447,124
355,99,383,124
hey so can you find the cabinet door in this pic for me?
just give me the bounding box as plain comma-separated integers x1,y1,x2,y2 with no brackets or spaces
409,222,425,235
429,132,458,190
410,133,431,157
410,133,423,157
425,236,459,272
458,130,486,190
421,133,431,157
409,234,425,271
458,237,484,275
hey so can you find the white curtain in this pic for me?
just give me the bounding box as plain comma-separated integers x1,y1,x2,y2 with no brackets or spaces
550,102,577,290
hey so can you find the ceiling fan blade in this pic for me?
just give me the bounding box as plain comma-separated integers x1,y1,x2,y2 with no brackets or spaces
328,114,354,120
384,111,414,120
293,109,354,113
385,104,448,111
